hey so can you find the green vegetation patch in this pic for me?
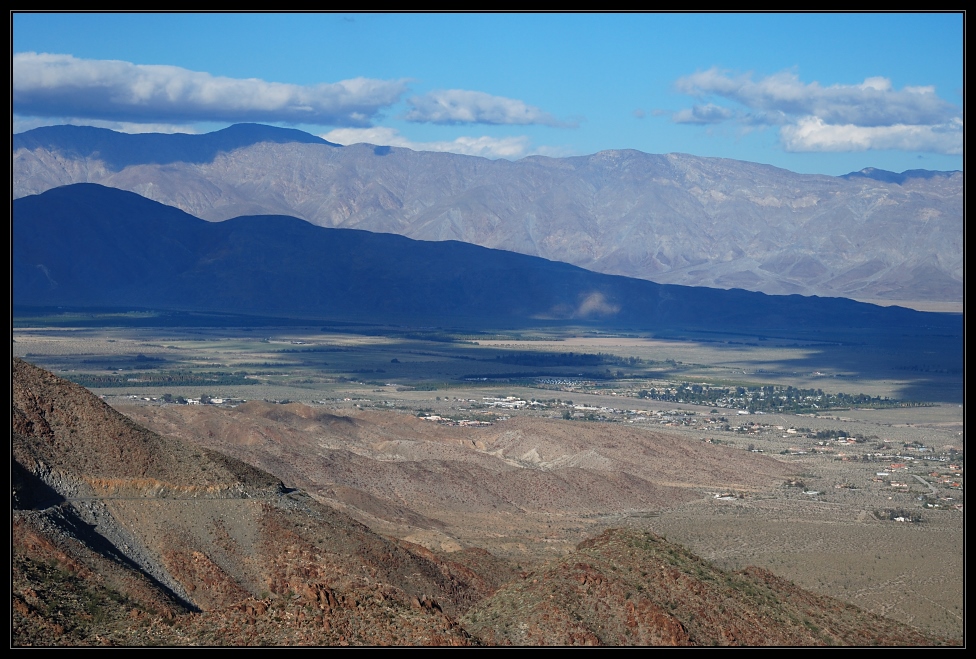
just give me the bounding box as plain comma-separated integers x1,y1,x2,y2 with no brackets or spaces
66,370,255,388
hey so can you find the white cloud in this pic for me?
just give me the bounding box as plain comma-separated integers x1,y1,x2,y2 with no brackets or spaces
676,68,957,127
321,126,552,159
405,89,569,127
858,76,892,92
672,67,961,154
781,116,963,155
13,52,408,127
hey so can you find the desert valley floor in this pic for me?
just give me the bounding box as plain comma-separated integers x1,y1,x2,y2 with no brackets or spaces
12,322,963,642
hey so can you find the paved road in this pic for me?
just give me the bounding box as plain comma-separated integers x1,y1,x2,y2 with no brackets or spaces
911,474,937,495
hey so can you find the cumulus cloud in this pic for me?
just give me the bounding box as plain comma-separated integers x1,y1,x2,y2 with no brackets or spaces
321,126,540,159
13,52,408,127
672,67,961,154
781,116,963,154
405,89,569,127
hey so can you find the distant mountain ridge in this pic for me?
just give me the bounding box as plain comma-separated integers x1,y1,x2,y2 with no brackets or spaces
840,167,960,185
13,124,962,304
13,122,338,170
13,184,960,344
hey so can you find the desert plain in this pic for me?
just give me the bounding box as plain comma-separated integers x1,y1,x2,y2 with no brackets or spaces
12,318,963,640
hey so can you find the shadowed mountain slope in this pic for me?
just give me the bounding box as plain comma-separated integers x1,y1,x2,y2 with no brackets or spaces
14,124,961,303
13,183,960,343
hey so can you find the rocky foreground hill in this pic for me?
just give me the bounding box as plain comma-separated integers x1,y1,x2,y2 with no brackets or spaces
12,358,487,645
13,124,962,304
12,358,951,646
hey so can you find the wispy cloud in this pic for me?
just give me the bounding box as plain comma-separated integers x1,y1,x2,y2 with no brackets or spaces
672,67,961,153
13,52,408,127
405,89,571,127
672,103,734,125
575,292,619,318
321,126,563,160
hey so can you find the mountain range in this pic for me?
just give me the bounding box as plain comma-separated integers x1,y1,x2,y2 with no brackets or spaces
13,123,962,304
13,183,960,344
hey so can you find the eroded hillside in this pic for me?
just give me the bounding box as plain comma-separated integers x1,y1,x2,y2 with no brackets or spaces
13,359,954,645
118,400,794,556
13,359,488,645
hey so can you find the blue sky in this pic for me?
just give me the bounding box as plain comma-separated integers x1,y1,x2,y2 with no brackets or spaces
13,12,963,175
